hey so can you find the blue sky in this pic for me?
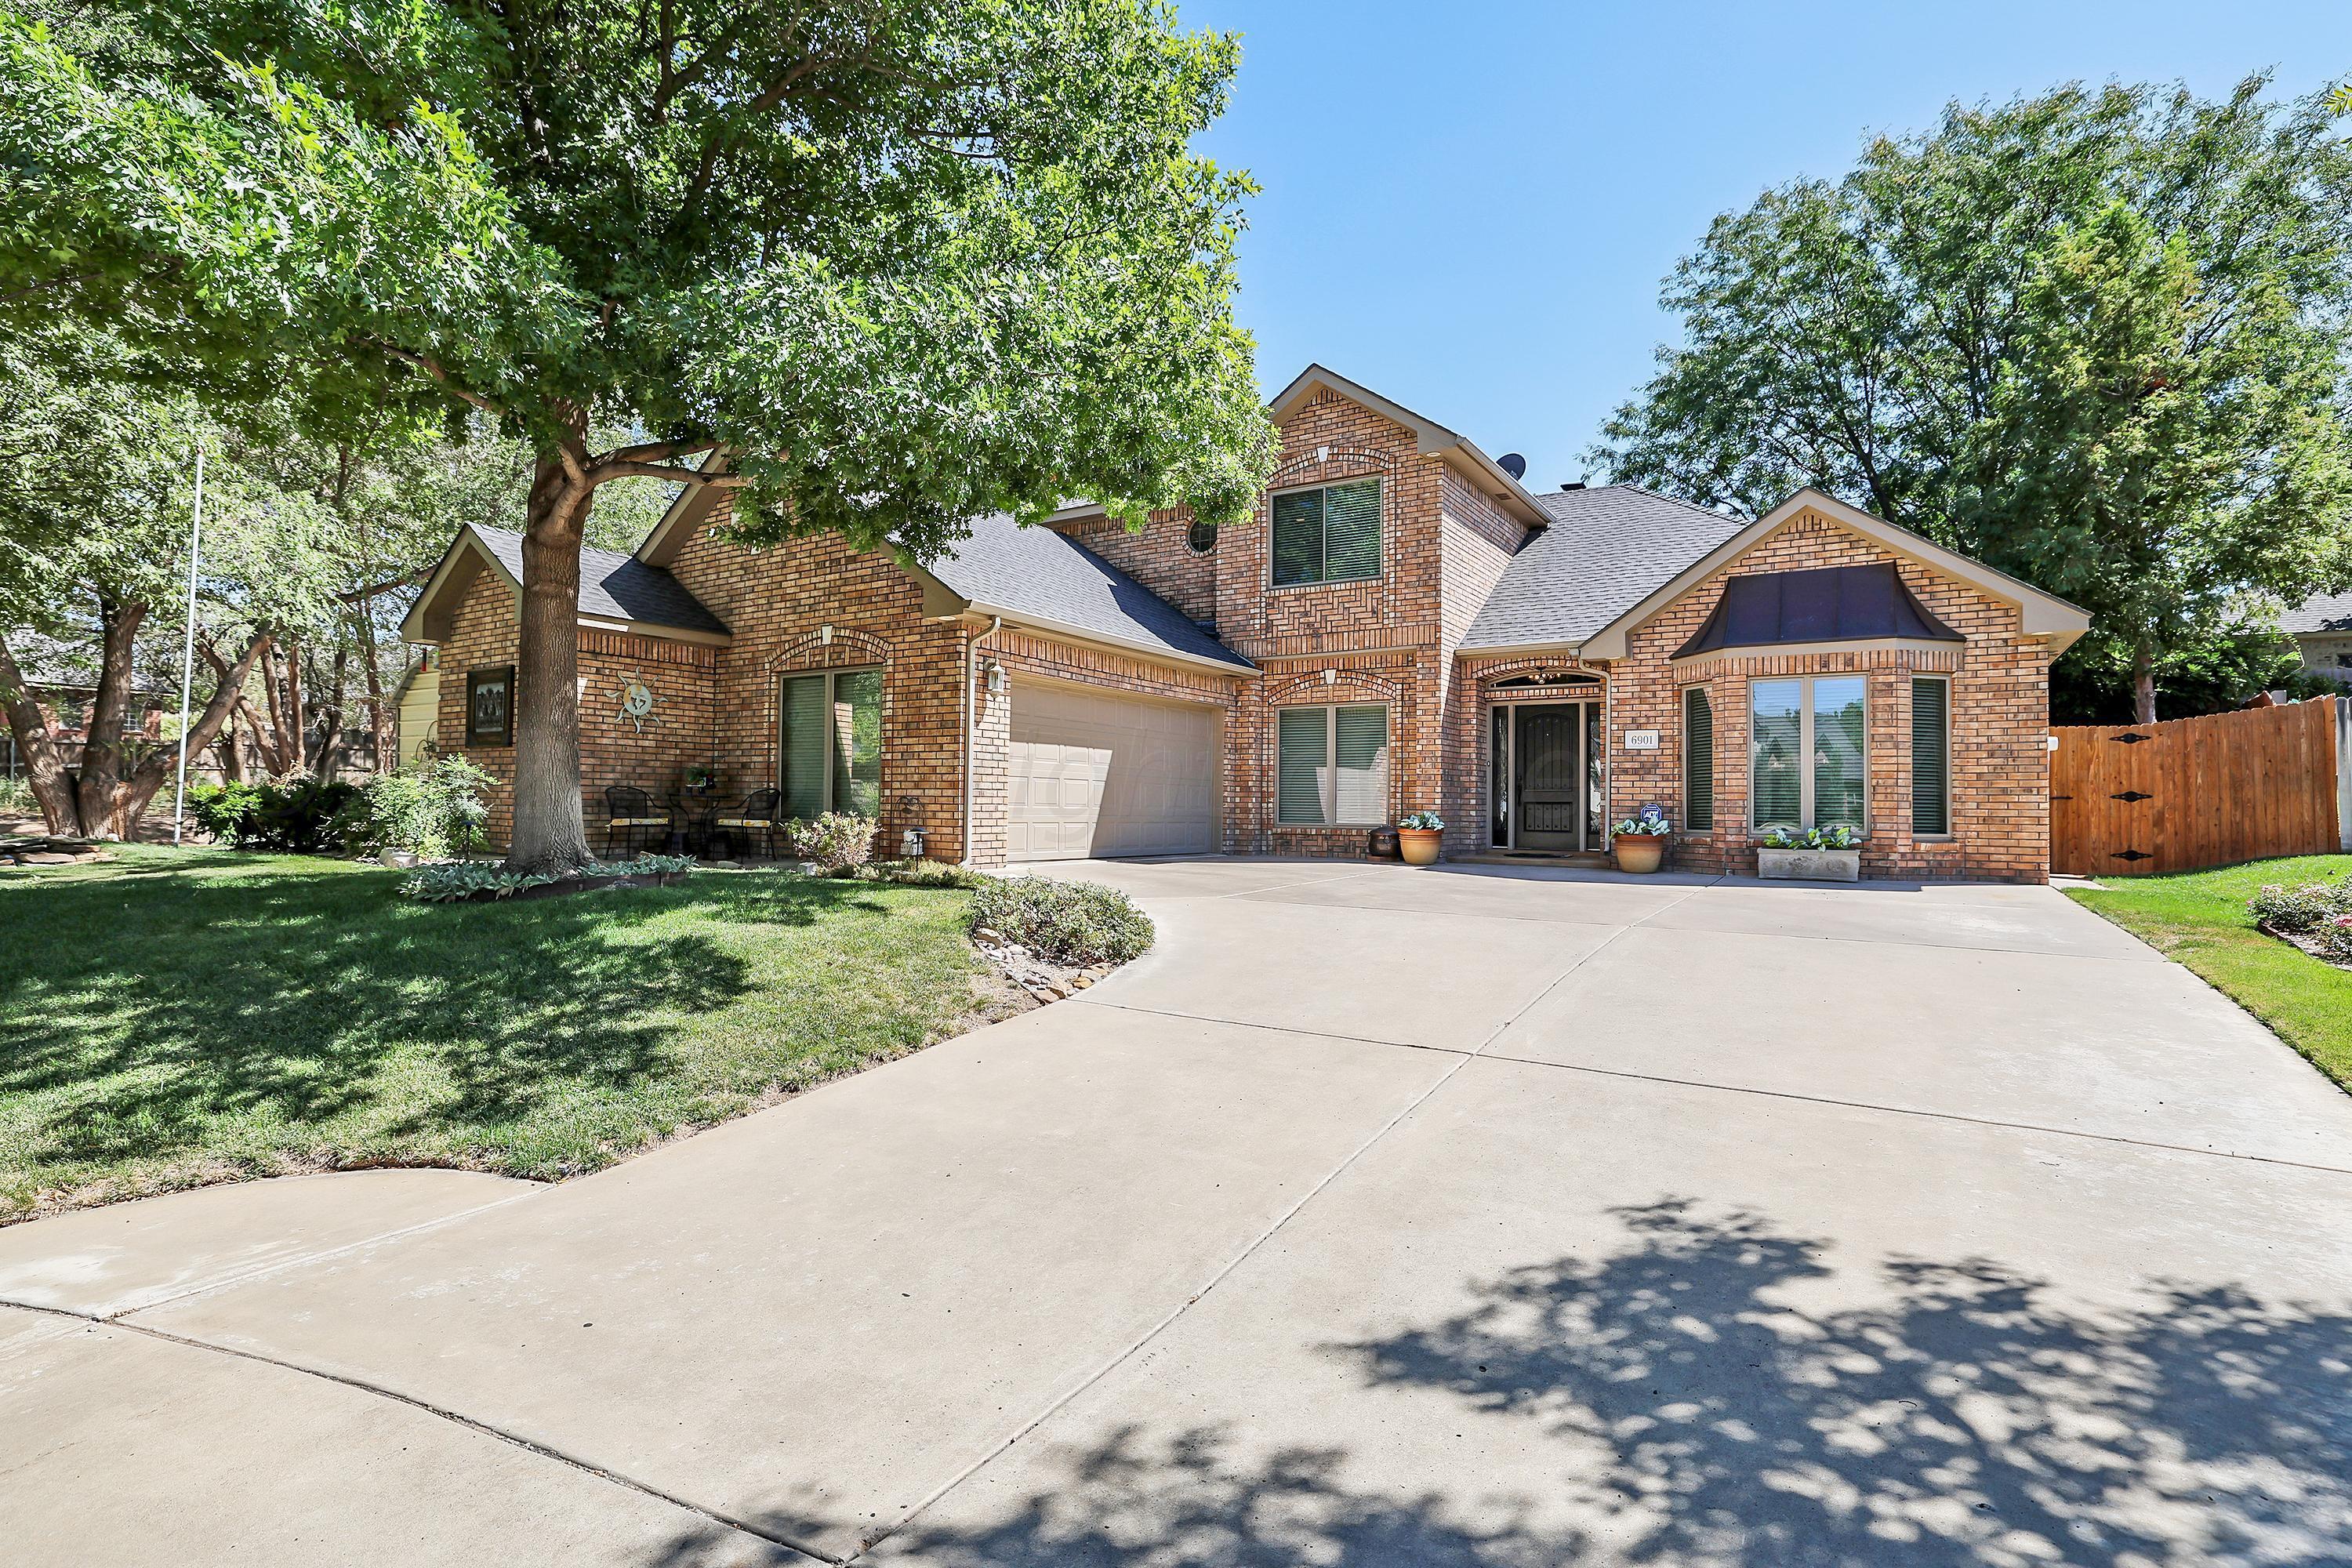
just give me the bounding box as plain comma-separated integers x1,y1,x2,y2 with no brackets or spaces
1181,1,2352,492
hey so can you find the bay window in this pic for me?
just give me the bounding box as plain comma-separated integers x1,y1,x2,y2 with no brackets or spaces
1749,675,1867,833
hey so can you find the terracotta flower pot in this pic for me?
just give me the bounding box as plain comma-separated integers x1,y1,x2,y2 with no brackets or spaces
1398,827,1443,866
1613,833,1666,874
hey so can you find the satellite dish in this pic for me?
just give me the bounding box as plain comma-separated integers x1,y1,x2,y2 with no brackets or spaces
1497,452,1528,481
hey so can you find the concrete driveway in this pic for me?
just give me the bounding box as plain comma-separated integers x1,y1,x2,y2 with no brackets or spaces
6,860,2350,1566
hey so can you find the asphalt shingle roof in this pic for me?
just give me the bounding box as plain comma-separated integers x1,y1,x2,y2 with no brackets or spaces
926,513,1252,670
2282,590,2352,635
1461,485,1748,650
474,526,729,637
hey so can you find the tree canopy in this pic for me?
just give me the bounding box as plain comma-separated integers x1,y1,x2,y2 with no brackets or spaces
2,0,1277,867
1594,77,2352,720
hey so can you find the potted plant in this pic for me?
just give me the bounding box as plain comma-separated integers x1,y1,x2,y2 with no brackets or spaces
1756,823,1861,882
1396,811,1446,866
1610,808,1672,873
683,764,718,797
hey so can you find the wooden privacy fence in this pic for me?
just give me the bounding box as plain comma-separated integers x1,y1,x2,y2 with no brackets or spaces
2050,695,2352,876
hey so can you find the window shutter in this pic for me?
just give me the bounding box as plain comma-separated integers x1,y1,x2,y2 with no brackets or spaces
1321,480,1381,582
1682,688,1714,831
1271,490,1323,586
1334,705,1389,824
1277,707,1330,824
1911,677,1949,834
781,675,826,818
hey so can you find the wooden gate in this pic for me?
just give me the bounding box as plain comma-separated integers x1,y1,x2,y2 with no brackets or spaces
2049,696,2347,875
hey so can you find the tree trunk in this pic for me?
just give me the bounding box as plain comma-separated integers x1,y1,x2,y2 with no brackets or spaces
504,434,596,875
121,632,273,829
0,633,81,832
314,639,349,782
357,607,393,774
71,597,148,837
2131,636,2158,725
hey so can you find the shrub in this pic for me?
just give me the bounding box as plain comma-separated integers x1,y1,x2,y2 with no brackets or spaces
187,778,367,855
0,775,34,815
2249,881,2350,933
860,858,989,888
397,852,692,903
362,757,497,858
968,876,1154,967
2318,914,2352,964
789,812,878,876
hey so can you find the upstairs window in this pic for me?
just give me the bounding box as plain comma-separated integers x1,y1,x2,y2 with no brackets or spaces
1271,478,1381,586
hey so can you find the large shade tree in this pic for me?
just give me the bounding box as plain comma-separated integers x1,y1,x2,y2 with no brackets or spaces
2,0,1276,870
0,325,343,836
1594,78,2352,721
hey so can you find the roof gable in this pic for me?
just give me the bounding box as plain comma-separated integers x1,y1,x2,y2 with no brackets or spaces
400,524,729,645
1580,489,2090,659
1265,364,1549,526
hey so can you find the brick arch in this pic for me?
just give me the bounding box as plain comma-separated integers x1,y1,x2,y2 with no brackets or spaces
1265,669,1407,708
1476,657,1610,693
765,627,891,673
1268,446,1398,486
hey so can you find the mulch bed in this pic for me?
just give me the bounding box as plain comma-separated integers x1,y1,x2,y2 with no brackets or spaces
442,869,691,905
2256,920,2352,972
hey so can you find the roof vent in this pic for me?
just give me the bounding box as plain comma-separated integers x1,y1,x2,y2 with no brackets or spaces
1497,452,1527,481
1559,481,1585,492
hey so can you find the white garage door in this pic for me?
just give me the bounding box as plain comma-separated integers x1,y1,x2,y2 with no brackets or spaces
1007,681,1219,861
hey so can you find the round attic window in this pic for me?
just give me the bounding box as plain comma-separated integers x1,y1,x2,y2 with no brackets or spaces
1186,520,1218,554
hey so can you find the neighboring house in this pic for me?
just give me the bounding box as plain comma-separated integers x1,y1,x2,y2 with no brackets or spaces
399,365,2089,880
2282,590,2352,688
390,647,441,766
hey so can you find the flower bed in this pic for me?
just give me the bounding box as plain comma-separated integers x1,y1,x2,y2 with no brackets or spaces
2248,878,2352,969
399,854,698,904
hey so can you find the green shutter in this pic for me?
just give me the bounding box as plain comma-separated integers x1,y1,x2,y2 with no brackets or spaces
781,675,826,819
1277,707,1330,824
1749,678,1802,828
1271,490,1323,586
833,669,884,816
1333,705,1388,824
1911,677,1950,834
1321,480,1381,582
1683,688,1714,831
1811,676,1868,830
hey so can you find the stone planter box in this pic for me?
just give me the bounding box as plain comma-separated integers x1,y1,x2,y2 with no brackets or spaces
1757,846,1860,883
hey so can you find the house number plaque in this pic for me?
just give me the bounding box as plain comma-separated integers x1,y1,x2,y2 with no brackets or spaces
1623,730,1661,750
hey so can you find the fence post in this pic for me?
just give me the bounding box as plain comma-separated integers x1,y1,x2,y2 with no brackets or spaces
2339,695,2352,854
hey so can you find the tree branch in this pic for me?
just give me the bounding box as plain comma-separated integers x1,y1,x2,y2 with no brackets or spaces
376,345,509,421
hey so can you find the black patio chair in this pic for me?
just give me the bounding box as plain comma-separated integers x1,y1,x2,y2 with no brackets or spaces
709,788,783,862
602,785,673,859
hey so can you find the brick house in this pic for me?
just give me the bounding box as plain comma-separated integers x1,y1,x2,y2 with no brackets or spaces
400,365,2089,880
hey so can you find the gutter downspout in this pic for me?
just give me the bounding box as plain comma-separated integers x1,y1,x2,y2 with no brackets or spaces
960,616,1001,866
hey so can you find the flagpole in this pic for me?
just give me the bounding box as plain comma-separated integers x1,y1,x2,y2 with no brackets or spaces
172,445,204,846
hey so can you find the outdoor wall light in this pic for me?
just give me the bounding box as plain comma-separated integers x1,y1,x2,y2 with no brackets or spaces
985,659,1008,696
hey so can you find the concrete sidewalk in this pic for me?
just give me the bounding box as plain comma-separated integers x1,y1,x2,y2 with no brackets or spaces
6,859,2350,1566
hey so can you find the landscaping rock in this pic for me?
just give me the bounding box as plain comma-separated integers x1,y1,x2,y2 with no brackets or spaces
21,852,73,866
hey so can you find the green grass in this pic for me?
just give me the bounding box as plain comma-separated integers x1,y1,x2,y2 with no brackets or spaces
0,844,991,1221
2067,855,2352,1096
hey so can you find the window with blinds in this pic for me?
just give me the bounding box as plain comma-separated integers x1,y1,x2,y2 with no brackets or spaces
1682,688,1714,831
1911,677,1950,835
1269,478,1381,586
782,667,882,818
1277,703,1388,825
1749,674,1867,832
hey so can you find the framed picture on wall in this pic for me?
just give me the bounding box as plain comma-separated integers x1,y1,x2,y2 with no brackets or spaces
465,665,514,747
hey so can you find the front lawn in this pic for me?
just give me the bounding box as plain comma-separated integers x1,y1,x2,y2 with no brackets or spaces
2066,855,2352,1096
0,845,993,1221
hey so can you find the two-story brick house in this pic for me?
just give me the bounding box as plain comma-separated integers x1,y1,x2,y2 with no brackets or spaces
401,365,2089,880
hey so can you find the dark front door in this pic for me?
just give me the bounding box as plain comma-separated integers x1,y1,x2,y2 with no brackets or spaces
1514,705,1585,851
